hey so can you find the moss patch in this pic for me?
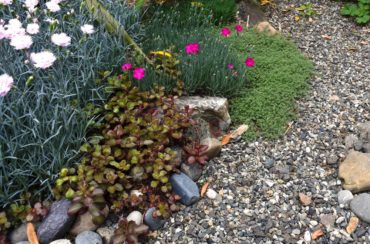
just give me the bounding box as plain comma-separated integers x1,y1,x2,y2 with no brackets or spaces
224,30,314,140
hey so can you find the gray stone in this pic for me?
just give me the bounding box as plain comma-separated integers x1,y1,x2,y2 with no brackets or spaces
10,223,28,243
144,207,166,230
49,240,72,244
263,158,275,169
181,162,203,181
320,214,335,228
237,0,266,25
37,199,75,244
354,140,364,151
70,205,109,236
362,143,370,153
350,193,370,223
327,155,339,165
358,122,370,141
75,231,102,244
15,242,30,244
345,134,360,150
170,173,200,206
337,190,354,205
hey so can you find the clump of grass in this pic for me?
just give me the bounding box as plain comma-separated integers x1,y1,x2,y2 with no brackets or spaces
225,30,314,140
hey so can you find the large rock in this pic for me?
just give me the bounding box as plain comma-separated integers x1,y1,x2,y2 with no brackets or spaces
200,138,222,160
37,199,75,244
170,173,200,206
75,231,102,244
237,0,266,25
175,96,231,133
350,193,370,223
70,205,109,236
339,150,370,193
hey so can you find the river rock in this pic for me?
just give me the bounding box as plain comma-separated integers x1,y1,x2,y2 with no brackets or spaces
200,138,222,160
144,207,166,230
49,239,72,244
127,211,143,225
96,227,114,244
170,173,200,206
350,193,370,223
75,231,102,244
337,190,354,205
339,150,370,193
37,199,75,244
358,122,370,140
10,223,28,243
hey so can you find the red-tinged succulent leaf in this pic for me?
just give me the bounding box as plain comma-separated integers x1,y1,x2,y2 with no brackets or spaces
187,156,196,164
199,144,209,152
92,188,104,197
68,202,84,215
134,224,149,235
126,235,139,244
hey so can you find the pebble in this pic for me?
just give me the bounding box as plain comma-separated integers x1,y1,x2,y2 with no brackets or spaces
206,189,218,199
50,240,72,244
127,211,143,225
338,190,354,205
75,231,102,244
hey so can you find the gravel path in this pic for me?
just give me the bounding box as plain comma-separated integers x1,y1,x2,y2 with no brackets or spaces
154,1,370,243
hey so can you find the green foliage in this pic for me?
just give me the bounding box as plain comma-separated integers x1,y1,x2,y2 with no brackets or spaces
0,1,141,208
225,30,313,140
296,3,317,17
113,219,149,244
341,0,370,24
54,75,192,219
141,4,249,98
198,0,237,24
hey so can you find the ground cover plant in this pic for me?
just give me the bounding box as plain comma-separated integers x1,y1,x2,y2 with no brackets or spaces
0,0,141,210
340,0,370,24
225,30,314,140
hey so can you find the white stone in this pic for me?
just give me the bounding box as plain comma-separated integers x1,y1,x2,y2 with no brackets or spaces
130,190,143,197
127,211,143,225
206,189,218,199
50,240,72,244
338,190,354,205
336,216,345,224
304,231,311,242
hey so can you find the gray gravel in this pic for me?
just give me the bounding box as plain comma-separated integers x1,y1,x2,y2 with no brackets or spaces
153,0,370,243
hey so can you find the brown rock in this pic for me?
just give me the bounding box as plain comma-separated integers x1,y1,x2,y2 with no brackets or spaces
96,227,114,244
70,206,109,236
346,216,359,234
311,226,324,240
339,150,370,193
299,193,312,206
200,138,222,160
255,21,278,35
237,0,266,25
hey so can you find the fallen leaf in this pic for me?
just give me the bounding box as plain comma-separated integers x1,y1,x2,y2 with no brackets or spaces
346,216,359,234
201,182,209,197
348,47,358,52
294,16,300,22
27,223,39,244
322,35,332,40
221,134,231,146
299,193,312,206
311,227,324,240
221,124,249,145
260,0,273,6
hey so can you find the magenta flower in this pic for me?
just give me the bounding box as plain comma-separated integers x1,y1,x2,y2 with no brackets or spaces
227,64,234,70
235,24,243,33
245,57,255,67
221,28,231,37
185,43,200,55
121,63,132,71
133,68,145,80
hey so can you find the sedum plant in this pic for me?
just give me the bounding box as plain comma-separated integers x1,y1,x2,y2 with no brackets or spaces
341,0,370,24
54,73,193,220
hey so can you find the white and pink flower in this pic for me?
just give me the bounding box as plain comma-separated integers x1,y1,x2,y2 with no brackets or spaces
0,0,12,6
80,24,95,34
26,23,39,34
30,51,56,69
45,1,60,12
24,0,39,12
51,33,71,47
0,74,14,97
10,35,33,50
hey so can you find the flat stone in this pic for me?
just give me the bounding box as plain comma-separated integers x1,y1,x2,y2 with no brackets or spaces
263,158,275,169
75,231,102,244
337,190,354,205
339,150,370,193
350,193,370,223
70,205,109,236
170,173,200,206
327,155,339,165
10,223,28,243
345,135,360,150
144,207,166,230
299,193,312,206
50,239,72,244
320,214,335,228
358,122,370,140
96,227,114,244
200,138,222,160
181,162,203,181
206,189,218,199
346,217,359,234
37,199,75,244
